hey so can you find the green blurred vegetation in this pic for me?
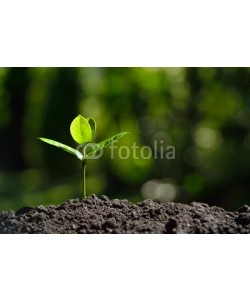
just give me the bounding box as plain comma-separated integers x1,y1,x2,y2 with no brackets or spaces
1,67,250,211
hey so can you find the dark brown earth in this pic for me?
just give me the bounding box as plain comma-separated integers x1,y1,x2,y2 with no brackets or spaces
1,194,250,233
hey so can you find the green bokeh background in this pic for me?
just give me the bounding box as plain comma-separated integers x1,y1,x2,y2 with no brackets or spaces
1,67,250,211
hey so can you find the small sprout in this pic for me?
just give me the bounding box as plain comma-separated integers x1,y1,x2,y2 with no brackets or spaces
38,115,129,198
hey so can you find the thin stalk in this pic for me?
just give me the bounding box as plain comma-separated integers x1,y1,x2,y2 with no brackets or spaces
82,159,87,198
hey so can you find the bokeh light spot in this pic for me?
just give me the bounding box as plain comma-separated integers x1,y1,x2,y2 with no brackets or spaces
194,127,222,149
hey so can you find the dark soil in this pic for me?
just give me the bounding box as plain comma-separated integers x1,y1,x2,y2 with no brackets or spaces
1,194,250,233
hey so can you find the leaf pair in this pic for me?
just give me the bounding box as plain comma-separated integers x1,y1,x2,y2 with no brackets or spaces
38,115,129,161
70,115,96,144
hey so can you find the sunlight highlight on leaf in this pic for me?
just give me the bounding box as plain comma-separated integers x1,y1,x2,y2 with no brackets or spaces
70,115,92,144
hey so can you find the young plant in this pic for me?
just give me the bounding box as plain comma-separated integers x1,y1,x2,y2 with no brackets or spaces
38,115,129,198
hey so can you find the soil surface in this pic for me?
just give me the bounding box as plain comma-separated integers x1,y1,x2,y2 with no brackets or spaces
1,194,250,233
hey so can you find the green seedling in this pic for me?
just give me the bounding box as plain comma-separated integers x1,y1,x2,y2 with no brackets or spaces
38,115,129,198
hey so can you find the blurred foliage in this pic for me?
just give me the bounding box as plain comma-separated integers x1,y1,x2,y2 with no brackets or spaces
1,67,250,211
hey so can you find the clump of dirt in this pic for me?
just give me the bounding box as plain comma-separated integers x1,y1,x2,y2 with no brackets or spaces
0,194,250,233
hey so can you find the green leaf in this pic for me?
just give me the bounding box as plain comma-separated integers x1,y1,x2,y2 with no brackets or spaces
84,132,129,158
70,115,92,144
87,117,96,139
38,137,83,160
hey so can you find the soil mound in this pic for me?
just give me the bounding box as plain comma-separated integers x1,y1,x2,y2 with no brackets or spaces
1,194,250,233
